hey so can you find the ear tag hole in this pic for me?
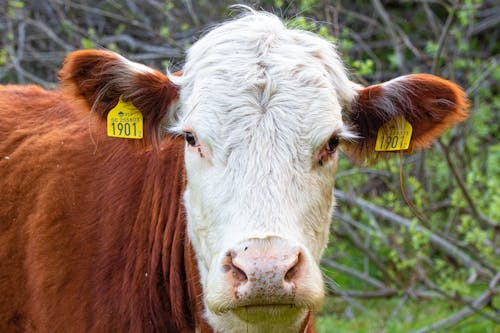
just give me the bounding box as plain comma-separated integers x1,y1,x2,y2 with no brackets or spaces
107,97,143,139
375,115,413,151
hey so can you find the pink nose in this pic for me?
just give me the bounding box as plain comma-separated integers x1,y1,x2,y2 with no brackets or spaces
223,238,305,302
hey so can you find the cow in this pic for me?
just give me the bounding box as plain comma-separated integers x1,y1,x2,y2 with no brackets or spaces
0,10,468,333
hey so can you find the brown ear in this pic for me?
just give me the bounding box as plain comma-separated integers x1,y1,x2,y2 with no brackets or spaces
344,74,469,163
58,49,179,145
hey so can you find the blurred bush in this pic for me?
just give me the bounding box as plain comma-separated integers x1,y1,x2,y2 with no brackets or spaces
1,1,498,332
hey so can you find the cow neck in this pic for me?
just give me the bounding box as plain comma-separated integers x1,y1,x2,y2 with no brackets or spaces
141,138,212,332
98,136,209,332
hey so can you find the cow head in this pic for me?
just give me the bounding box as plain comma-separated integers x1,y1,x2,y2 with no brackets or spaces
59,11,468,333
171,12,468,332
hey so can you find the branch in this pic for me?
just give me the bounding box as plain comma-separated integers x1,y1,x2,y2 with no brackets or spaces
371,0,406,71
386,293,408,324
184,0,201,26
335,190,494,278
25,18,74,51
51,0,151,30
321,258,389,290
326,288,397,299
431,3,457,75
335,211,402,287
422,2,441,38
469,9,500,36
415,265,499,323
436,139,498,230
326,287,447,300
413,272,500,332
323,275,371,315
100,35,183,58
466,57,499,95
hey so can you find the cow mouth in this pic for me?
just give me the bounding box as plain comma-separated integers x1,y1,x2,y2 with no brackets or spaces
231,304,304,324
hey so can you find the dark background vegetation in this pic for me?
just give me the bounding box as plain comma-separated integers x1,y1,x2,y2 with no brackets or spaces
1,0,498,332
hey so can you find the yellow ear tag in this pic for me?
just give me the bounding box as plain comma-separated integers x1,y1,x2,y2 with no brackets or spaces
107,97,143,139
375,115,413,151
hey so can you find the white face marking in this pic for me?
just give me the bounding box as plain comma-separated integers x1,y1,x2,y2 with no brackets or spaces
170,12,358,332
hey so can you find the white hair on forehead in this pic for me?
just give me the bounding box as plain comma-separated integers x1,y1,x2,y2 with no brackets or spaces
170,9,357,106
169,9,359,164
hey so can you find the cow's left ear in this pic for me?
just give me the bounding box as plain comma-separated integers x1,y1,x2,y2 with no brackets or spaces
59,49,179,145
344,74,469,163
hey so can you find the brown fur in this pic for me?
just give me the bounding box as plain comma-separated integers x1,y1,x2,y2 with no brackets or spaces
0,50,315,332
345,74,469,163
58,50,179,147
0,50,203,332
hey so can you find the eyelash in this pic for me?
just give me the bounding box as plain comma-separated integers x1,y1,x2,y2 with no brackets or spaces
184,131,198,147
325,136,339,153
318,135,340,166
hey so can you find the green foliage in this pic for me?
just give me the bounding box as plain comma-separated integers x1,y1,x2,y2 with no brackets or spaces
0,49,7,66
352,59,374,76
7,0,24,17
81,29,97,49
425,41,439,57
80,38,94,49
1,0,497,331
316,297,498,333
160,26,170,38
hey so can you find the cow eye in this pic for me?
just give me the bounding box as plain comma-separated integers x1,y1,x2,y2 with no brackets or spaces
318,135,340,166
326,136,339,153
184,131,198,147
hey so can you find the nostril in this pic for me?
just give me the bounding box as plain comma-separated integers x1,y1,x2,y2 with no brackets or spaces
232,264,248,283
223,251,248,283
284,252,302,283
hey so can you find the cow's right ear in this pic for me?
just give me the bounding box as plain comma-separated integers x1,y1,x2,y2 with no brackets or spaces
59,49,179,144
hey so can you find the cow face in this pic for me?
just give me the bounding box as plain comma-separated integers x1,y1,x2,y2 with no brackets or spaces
60,10,467,333
169,12,467,333
171,13,358,332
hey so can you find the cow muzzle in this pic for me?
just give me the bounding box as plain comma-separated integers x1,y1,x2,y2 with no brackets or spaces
206,236,324,324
